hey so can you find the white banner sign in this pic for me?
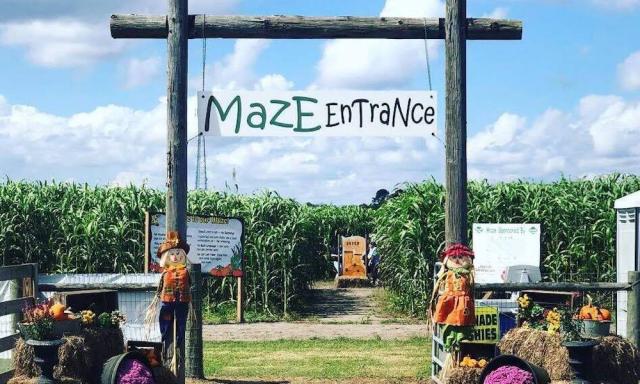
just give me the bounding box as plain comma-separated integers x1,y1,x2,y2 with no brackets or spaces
472,223,541,284
197,90,437,137
146,213,244,277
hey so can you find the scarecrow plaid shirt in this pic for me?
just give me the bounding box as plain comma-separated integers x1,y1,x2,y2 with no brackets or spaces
161,265,191,303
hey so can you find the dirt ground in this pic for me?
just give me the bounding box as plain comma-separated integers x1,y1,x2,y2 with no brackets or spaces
203,285,427,341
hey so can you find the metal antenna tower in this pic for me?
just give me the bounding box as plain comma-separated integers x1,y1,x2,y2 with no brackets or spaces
195,132,208,190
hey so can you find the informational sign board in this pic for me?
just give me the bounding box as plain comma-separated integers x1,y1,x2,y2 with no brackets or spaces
470,306,500,343
472,223,541,284
197,90,437,137
145,212,244,277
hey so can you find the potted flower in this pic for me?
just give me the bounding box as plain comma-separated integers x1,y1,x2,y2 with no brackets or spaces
19,300,66,384
517,294,545,328
479,354,550,384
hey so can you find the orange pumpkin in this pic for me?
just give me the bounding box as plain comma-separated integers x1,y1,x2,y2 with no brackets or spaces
599,308,611,321
49,303,67,320
579,305,594,319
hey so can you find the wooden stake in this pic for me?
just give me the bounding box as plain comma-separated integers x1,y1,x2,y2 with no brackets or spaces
627,271,640,348
166,0,188,241
144,211,150,273
445,0,468,245
166,0,188,382
237,276,244,323
186,263,204,378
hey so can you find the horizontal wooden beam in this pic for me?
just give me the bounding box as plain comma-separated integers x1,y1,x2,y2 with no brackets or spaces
110,15,522,40
0,369,15,384
0,334,18,353
39,282,158,292
476,282,631,292
0,297,34,317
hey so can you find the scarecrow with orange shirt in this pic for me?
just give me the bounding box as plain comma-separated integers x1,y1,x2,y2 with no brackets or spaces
147,231,192,370
430,243,476,351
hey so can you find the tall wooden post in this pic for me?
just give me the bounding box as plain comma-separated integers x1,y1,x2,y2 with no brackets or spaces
627,271,640,348
166,0,188,383
166,0,188,240
186,263,204,378
444,0,468,245
237,276,245,323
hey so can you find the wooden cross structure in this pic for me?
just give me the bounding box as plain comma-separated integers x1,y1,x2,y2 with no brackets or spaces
110,0,522,381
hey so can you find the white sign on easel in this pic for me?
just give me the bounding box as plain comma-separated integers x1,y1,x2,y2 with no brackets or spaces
472,223,541,284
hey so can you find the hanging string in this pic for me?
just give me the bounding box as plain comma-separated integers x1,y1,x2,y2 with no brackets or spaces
423,18,433,91
201,14,207,94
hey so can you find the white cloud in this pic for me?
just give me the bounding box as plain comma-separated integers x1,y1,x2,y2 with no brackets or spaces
0,19,127,68
192,40,295,93
618,51,640,91
0,0,239,69
310,0,444,90
255,74,295,91
210,40,271,90
482,7,508,19
0,95,174,185
0,0,238,21
591,0,640,10
122,56,161,89
468,94,640,180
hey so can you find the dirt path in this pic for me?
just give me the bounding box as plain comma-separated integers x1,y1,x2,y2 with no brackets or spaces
203,284,427,341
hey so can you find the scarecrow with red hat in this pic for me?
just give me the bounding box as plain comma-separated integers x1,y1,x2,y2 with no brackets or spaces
147,231,192,371
430,243,476,350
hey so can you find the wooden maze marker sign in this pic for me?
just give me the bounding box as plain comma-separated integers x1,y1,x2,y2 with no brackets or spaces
198,90,437,137
145,212,244,277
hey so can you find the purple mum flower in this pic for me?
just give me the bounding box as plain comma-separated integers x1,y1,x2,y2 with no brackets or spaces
116,358,155,384
484,365,534,384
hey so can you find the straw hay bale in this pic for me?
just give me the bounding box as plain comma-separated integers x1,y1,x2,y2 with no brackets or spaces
8,376,81,384
335,276,371,288
12,327,125,384
591,335,640,384
498,328,640,384
497,327,572,381
447,367,481,384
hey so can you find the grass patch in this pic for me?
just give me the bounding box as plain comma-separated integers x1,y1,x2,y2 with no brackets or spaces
372,289,426,322
203,302,302,324
0,358,11,374
203,337,431,381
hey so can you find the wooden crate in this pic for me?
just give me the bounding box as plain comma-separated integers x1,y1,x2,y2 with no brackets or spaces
521,290,577,310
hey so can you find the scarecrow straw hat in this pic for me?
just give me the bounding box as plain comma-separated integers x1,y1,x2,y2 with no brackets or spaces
156,231,190,258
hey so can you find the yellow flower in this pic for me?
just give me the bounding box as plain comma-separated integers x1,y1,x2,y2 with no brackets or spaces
80,310,95,325
518,294,531,309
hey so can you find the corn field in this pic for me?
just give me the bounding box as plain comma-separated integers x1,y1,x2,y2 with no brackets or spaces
0,181,371,315
376,174,640,316
1,174,638,317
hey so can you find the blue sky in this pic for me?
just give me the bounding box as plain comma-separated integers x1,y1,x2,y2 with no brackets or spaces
0,0,639,204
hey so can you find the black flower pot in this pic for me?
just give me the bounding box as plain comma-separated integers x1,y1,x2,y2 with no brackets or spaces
563,340,597,384
26,338,64,384
479,354,550,384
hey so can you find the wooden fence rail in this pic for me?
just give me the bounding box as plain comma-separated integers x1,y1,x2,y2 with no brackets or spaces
0,263,37,384
476,282,631,292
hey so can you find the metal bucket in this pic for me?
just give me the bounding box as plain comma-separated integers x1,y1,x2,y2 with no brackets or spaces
581,320,611,338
